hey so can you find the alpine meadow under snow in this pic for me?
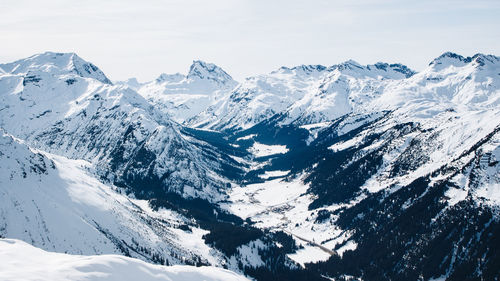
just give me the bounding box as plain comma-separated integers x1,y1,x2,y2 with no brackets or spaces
1,51,500,280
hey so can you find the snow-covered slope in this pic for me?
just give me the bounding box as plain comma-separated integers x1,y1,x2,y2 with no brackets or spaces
301,52,500,205
0,131,223,266
128,60,237,123
0,239,248,281
367,53,500,118
296,109,500,280
0,52,229,201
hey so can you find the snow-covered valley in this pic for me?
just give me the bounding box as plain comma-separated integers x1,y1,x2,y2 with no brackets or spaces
1,51,500,280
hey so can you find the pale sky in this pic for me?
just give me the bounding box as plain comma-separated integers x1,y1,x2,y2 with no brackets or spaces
1,0,499,82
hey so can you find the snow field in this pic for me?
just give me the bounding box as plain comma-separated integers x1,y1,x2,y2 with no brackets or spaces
0,239,249,281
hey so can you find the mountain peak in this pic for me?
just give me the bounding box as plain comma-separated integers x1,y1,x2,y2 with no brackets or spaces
429,52,499,69
156,72,184,83
336,59,364,70
293,64,327,72
327,60,415,79
187,60,234,85
429,51,468,68
470,53,500,67
0,52,112,85
272,64,328,76
372,62,416,78
437,51,465,60
69,53,113,84
327,60,365,73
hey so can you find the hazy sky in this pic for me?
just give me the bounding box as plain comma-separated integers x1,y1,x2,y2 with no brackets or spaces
1,0,499,81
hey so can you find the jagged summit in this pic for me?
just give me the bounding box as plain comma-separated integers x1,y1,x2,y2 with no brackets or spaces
0,51,112,84
429,51,499,69
155,72,184,83
429,52,469,68
469,53,500,67
436,51,466,60
130,60,237,124
272,60,415,79
334,59,364,71
187,60,234,85
275,64,328,75
371,62,415,78
328,59,416,79
148,60,235,85
292,64,328,72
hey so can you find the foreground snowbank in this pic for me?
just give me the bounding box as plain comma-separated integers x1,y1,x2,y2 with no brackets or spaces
0,239,249,281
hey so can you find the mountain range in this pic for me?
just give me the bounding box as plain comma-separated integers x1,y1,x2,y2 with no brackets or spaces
1,51,499,281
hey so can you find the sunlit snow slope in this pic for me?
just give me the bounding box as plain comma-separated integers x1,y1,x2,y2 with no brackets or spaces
0,239,249,281
0,131,223,266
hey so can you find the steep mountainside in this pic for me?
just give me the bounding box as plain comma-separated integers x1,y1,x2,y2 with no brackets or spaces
0,131,224,266
0,52,236,201
214,52,500,280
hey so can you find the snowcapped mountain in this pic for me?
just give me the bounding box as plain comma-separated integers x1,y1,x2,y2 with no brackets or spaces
366,52,500,118
1,51,500,281
0,52,234,202
124,60,238,123
188,53,499,133
0,239,249,281
0,52,295,280
0,52,112,85
186,60,415,131
213,52,500,280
